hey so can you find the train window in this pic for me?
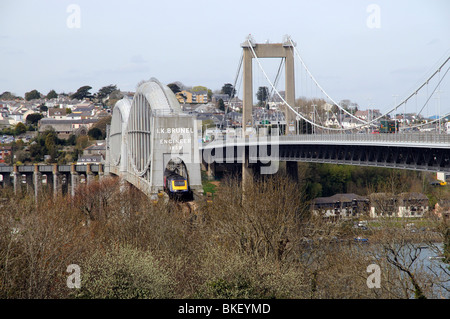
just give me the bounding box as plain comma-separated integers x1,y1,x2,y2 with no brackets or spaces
174,180,186,187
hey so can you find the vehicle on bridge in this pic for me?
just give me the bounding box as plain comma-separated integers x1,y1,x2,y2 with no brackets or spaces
380,120,398,133
164,171,192,201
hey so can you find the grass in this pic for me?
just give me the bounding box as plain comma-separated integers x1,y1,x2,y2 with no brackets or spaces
201,170,219,195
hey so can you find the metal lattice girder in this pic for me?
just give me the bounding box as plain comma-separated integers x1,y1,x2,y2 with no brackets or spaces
201,133,450,173
126,79,182,176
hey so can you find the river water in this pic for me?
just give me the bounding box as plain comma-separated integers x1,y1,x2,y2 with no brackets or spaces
388,242,449,298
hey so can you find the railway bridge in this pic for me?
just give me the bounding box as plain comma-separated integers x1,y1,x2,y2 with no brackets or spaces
2,36,449,200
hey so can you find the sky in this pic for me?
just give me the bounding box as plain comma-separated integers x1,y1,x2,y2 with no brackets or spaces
1,0,449,114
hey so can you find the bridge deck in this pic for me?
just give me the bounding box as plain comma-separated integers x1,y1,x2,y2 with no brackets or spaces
201,133,450,173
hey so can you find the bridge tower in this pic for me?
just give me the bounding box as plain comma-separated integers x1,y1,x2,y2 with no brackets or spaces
240,36,298,184
241,35,296,135
107,78,203,199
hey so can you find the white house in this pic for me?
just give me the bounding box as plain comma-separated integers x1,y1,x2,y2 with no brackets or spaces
369,192,429,218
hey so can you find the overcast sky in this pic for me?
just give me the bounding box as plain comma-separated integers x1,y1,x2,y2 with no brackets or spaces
1,0,449,114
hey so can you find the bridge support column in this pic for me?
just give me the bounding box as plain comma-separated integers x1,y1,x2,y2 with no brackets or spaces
1,173,11,188
25,173,33,194
242,44,253,135
86,163,94,185
70,163,79,197
241,38,296,136
33,164,41,201
242,152,253,193
13,164,19,195
98,163,104,180
206,162,215,180
52,164,61,198
286,161,298,182
285,45,295,135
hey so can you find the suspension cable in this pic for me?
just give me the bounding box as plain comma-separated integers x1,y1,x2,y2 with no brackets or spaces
247,39,350,131
287,36,369,124
247,37,450,132
221,51,243,128
288,36,450,130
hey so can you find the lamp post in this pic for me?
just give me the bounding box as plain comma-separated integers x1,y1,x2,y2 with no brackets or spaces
392,95,399,132
435,90,443,134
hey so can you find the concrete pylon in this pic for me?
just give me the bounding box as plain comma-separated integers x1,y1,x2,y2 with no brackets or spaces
86,163,94,185
70,163,78,197
52,164,60,198
240,37,297,188
33,163,41,201
13,164,19,195
241,37,296,136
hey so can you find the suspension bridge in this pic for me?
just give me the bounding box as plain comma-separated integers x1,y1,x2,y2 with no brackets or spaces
75,35,450,198
201,35,450,188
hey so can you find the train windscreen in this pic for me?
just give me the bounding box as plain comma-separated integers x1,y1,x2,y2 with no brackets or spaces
174,180,186,187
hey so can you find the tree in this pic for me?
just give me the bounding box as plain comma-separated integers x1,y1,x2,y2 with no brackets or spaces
96,85,118,100
14,122,27,136
26,113,44,125
25,89,42,101
91,115,111,139
75,135,90,152
339,99,359,114
221,83,236,98
192,85,208,92
70,86,93,100
46,90,58,100
39,104,48,112
44,130,58,161
217,99,225,112
88,127,103,140
256,86,269,107
0,91,21,100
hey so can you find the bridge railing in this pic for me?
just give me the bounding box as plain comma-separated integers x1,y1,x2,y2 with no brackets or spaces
151,109,192,117
280,133,450,145
201,132,450,146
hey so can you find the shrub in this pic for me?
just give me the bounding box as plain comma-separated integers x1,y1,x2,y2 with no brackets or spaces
74,245,174,299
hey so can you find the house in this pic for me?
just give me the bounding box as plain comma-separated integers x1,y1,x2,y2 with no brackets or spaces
48,108,67,119
355,109,381,121
176,90,209,104
311,193,370,219
76,155,103,164
0,118,14,129
397,192,429,217
75,141,106,164
9,112,24,123
38,118,99,138
194,103,219,114
0,146,12,163
369,192,428,218
434,200,450,220
211,94,231,104
325,115,339,127
341,118,358,129
82,142,106,158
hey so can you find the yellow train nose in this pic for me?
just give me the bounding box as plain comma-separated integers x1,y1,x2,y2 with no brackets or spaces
172,180,187,191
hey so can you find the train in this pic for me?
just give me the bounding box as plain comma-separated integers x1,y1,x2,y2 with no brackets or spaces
163,171,193,200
